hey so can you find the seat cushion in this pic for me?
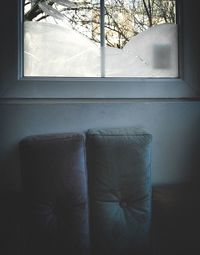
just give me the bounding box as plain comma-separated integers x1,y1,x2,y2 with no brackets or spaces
20,133,89,255
86,128,152,255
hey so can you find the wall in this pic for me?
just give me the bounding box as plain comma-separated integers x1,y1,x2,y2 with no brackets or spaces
0,0,200,192
1,2,200,255
1,100,200,191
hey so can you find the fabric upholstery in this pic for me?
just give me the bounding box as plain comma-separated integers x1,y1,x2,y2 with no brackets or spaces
20,133,89,255
86,128,152,255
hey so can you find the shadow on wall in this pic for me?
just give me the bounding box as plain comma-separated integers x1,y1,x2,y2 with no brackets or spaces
0,142,22,254
187,116,200,185
0,144,21,191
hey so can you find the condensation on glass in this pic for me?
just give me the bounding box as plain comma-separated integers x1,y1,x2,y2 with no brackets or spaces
23,0,178,78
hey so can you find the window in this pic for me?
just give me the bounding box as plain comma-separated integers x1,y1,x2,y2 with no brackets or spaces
23,0,178,78
0,0,198,99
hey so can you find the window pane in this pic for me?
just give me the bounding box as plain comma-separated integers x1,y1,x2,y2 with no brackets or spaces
24,0,101,77
104,0,178,77
23,0,177,78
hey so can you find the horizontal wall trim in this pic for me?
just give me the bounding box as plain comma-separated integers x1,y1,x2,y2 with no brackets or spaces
1,97,200,105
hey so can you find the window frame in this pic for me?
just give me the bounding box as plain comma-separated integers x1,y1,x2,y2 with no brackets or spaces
21,0,179,79
0,0,199,99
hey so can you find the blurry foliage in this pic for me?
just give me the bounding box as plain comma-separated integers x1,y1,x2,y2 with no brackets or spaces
24,0,176,48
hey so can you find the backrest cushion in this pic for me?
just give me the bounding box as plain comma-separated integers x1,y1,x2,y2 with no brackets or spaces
87,128,152,255
20,133,89,255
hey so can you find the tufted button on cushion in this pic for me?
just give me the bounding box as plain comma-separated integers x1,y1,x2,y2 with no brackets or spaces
87,127,152,255
119,200,128,208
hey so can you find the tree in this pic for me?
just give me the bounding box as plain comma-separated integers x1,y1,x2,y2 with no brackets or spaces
24,0,176,49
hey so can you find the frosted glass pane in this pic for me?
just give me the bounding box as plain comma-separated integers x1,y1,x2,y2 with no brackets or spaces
105,23,178,77
24,0,101,77
24,22,100,77
104,0,178,77
23,0,177,78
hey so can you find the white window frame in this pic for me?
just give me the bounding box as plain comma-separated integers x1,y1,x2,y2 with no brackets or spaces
0,0,199,99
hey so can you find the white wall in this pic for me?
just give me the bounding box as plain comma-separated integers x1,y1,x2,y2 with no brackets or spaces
0,1,200,191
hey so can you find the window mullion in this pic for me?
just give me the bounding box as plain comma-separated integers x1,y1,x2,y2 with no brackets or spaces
100,0,105,77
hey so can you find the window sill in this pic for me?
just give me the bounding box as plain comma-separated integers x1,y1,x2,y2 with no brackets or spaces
0,77,197,99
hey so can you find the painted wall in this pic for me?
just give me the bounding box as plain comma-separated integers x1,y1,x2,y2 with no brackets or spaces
0,1,200,192
0,2,200,255
1,101,200,191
